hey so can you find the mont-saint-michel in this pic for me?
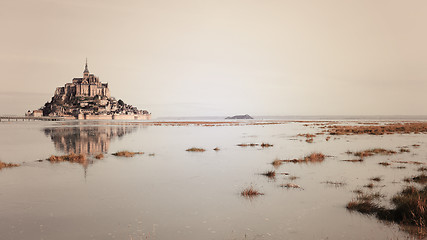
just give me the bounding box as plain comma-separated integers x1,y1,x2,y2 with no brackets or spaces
29,60,151,120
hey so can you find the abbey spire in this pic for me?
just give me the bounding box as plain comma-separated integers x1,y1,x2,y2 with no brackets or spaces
83,58,89,77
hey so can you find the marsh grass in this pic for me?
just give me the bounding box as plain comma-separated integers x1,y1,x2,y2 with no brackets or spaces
241,186,264,198
404,174,427,184
281,153,325,164
346,192,384,214
297,133,315,143
370,177,382,182
394,166,407,169
48,153,87,164
387,186,427,227
297,133,316,138
0,161,20,169
237,143,259,147
353,189,363,194
280,183,302,189
393,160,424,165
185,148,206,152
353,148,397,159
288,176,299,181
342,159,364,163
323,181,346,187
260,170,276,179
328,122,427,135
400,148,411,153
112,151,144,157
260,143,274,148
271,159,284,168
347,185,427,235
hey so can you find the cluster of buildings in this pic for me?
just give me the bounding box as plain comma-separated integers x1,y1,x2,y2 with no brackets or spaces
28,60,150,120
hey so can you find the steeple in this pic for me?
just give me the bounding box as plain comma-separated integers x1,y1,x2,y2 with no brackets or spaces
83,58,89,77
84,58,89,72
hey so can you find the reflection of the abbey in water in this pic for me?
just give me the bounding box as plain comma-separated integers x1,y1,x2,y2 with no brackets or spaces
43,125,137,155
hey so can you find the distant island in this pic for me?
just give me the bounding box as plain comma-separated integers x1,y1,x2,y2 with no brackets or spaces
225,114,253,119
27,60,151,120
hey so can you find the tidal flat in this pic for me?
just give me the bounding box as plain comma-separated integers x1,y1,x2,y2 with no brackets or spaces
0,120,426,239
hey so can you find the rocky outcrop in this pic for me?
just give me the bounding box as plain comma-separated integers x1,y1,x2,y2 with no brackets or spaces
225,114,253,120
38,61,150,120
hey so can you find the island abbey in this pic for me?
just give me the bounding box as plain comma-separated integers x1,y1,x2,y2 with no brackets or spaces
54,60,110,99
30,60,151,120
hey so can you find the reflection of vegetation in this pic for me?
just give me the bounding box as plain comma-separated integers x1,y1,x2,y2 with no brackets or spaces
43,126,137,155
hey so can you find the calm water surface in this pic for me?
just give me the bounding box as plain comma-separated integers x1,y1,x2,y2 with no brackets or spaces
0,120,426,239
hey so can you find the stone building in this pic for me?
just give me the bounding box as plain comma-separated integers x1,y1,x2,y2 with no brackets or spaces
39,60,151,120
54,60,110,99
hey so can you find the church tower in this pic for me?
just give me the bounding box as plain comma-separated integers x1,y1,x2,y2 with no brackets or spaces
83,58,89,78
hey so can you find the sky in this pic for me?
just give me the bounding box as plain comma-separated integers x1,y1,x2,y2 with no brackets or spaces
0,0,426,117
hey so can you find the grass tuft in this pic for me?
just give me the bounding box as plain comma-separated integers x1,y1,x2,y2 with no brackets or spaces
237,143,259,147
281,153,325,164
404,174,427,184
280,183,302,189
0,161,20,170
323,181,346,187
48,153,87,164
112,151,144,157
271,159,284,167
260,143,274,148
241,186,264,198
185,148,206,152
370,176,382,182
342,159,364,163
353,148,397,159
260,170,276,179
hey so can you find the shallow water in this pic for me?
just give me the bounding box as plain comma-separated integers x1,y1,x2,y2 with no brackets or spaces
0,120,426,239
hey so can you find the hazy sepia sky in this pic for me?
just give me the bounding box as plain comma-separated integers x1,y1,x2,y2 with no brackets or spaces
1,0,426,117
